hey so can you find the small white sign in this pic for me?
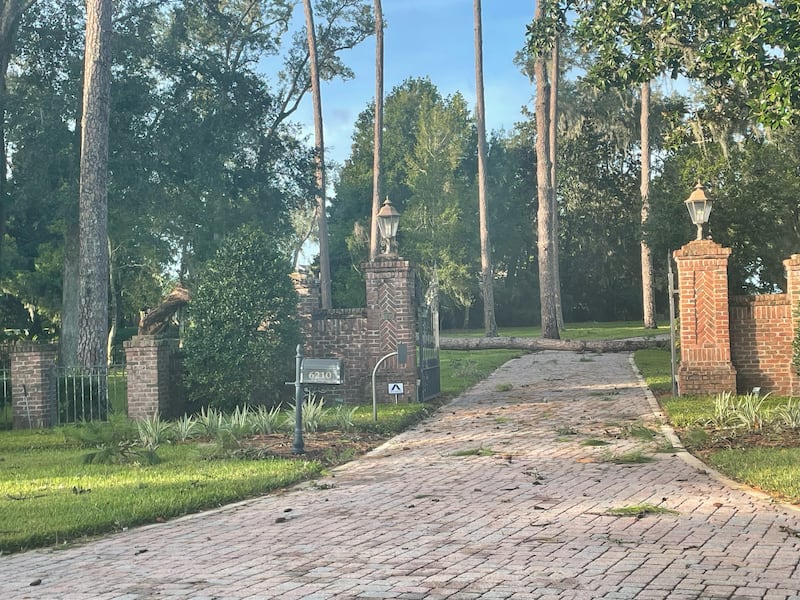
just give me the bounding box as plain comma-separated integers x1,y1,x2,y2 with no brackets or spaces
388,383,404,394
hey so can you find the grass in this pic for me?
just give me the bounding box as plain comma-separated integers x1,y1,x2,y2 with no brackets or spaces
603,450,655,464
708,448,800,503
450,447,495,457
606,504,678,518
634,348,800,505
445,321,665,341
0,401,430,554
440,349,522,396
633,348,674,397
581,438,610,447
0,435,322,553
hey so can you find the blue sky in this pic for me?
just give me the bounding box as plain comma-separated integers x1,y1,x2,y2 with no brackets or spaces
296,0,537,165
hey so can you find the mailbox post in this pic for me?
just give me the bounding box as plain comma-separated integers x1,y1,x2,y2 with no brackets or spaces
288,345,305,454
287,350,344,454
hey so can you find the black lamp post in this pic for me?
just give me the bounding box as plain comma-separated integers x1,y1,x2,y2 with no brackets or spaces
376,197,400,256
684,182,713,241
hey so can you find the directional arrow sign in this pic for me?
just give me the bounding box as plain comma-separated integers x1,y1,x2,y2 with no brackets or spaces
388,383,404,394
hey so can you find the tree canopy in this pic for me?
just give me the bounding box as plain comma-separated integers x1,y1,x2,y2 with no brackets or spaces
2,0,800,350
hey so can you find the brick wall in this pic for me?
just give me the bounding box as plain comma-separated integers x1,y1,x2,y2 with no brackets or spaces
306,309,370,403
10,343,58,429
676,249,800,397
294,257,420,405
365,258,419,402
125,336,184,419
730,294,794,395
674,240,737,395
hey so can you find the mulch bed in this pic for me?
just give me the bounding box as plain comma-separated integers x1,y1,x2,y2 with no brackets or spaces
235,431,391,464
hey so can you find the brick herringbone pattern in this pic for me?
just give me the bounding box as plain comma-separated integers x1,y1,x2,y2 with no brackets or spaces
378,281,399,352
3,352,800,599
695,270,715,347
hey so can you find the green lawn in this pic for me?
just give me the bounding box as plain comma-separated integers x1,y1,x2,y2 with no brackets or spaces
0,345,523,554
0,401,433,554
440,349,523,396
634,348,800,505
0,431,323,553
10,339,798,554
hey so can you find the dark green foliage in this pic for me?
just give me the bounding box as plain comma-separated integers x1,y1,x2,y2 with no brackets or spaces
66,414,159,465
183,225,300,411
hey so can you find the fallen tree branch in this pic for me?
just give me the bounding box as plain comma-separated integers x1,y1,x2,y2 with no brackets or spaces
439,336,668,353
138,285,190,335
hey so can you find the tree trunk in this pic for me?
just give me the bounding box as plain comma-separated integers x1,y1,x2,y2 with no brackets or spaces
549,36,563,331
473,0,498,337
62,67,84,368
369,0,383,261
303,0,332,309
0,1,38,276
60,219,79,368
533,2,559,340
77,0,112,369
440,335,667,353
640,80,656,329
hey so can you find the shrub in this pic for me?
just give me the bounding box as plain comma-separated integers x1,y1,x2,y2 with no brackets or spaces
285,393,326,433
183,225,300,411
67,414,160,465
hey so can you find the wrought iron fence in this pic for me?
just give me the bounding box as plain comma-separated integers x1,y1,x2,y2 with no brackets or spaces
55,364,127,425
0,365,10,430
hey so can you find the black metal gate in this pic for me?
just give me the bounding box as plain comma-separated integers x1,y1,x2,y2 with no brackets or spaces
417,278,440,402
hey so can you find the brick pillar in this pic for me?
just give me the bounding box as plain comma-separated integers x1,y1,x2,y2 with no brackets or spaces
10,343,57,429
784,254,800,396
364,257,419,402
124,336,183,420
292,272,321,343
674,240,737,395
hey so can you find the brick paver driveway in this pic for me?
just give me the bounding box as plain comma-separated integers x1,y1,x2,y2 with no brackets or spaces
3,351,800,599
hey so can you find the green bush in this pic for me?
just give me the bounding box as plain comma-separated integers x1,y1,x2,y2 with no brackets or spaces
183,225,300,411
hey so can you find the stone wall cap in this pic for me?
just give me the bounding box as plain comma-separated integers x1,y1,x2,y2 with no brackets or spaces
8,342,59,354
124,335,180,348
363,257,414,271
673,239,732,258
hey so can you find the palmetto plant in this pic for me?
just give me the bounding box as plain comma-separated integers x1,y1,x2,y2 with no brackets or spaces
772,399,800,430
286,393,326,433
251,404,284,434
225,404,254,439
328,404,359,432
733,392,767,432
198,406,225,437
173,414,202,441
136,412,174,450
708,391,737,429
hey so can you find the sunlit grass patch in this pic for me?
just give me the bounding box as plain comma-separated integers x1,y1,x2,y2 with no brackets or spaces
581,438,609,447
450,447,495,457
606,504,678,518
0,443,321,553
603,450,654,464
445,321,664,341
439,349,522,397
633,348,673,397
709,447,800,503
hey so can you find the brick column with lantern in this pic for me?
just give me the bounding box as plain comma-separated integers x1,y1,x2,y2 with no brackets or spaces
675,182,737,396
364,257,418,403
674,239,737,395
